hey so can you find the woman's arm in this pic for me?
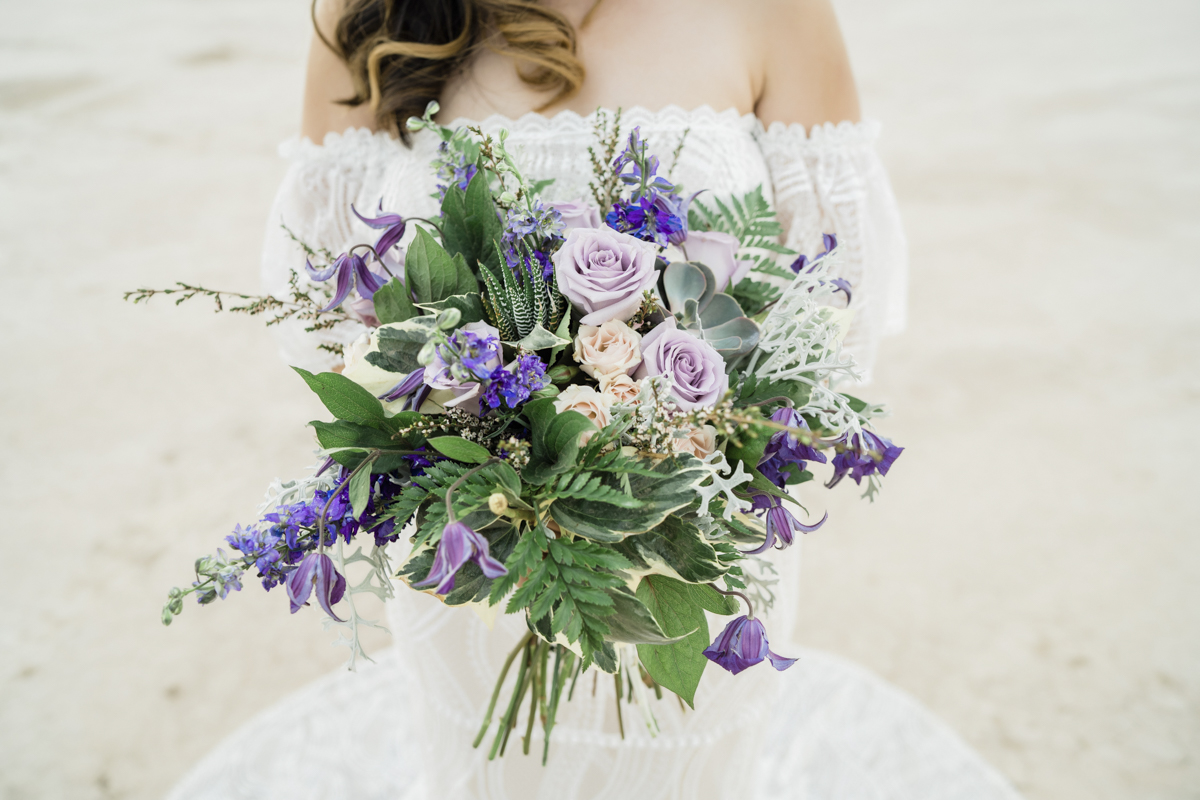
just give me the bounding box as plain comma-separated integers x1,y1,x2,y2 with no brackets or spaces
753,0,861,127
300,0,377,142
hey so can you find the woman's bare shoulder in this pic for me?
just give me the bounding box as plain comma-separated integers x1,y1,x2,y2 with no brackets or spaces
746,0,861,128
300,0,377,143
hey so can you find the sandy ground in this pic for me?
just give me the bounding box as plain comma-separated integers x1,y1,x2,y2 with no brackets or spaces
0,0,1197,798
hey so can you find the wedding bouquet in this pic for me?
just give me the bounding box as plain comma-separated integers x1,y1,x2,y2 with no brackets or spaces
134,104,902,762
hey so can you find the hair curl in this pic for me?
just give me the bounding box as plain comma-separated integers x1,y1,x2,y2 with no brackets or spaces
319,0,589,143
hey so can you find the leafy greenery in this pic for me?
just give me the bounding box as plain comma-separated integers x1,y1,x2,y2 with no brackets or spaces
689,186,795,277
635,576,737,707
372,277,419,324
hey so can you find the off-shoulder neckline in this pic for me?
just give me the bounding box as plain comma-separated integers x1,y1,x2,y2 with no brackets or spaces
287,104,878,155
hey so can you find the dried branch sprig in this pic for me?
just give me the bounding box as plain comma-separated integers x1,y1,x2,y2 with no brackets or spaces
587,107,623,209
124,270,352,330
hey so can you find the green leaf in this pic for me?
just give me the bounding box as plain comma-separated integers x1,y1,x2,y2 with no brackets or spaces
372,277,419,324
521,398,595,485
550,311,573,362
427,435,491,464
635,575,713,707
603,587,682,644
365,317,438,374
405,227,477,305
310,420,398,452
614,515,726,584
440,172,504,271
348,467,372,517
293,368,387,428
511,324,571,351
413,292,486,325
549,457,709,543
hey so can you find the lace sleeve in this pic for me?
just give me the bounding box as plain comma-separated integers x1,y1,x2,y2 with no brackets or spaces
260,128,421,372
755,120,909,382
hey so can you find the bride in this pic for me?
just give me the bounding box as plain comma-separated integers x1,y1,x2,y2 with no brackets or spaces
170,1,1021,798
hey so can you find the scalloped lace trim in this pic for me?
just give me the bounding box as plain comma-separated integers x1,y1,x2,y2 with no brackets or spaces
279,105,880,162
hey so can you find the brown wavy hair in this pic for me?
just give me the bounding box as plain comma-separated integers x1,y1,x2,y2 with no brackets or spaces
317,0,589,143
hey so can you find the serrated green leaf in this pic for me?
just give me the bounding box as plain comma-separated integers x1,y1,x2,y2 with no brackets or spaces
365,317,438,374
549,457,708,542
614,515,725,584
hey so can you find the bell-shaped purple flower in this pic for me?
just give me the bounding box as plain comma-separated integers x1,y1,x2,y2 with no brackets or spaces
827,429,904,489
285,552,346,621
379,367,426,401
758,407,827,487
704,615,797,675
745,494,827,554
415,521,508,595
305,252,387,312
352,202,407,258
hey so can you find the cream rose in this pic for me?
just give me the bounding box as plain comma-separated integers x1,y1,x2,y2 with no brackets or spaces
553,385,614,443
573,320,643,379
599,373,641,404
670,424,718,459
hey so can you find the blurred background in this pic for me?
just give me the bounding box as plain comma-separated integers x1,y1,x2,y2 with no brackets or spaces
1,0,1197,798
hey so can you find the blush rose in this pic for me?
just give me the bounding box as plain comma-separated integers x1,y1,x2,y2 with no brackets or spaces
633,318,729,410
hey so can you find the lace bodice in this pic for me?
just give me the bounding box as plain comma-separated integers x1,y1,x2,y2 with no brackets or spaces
257,105,911,800
262,105,907,383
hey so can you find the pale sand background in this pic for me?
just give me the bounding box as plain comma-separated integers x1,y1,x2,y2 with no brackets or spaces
1,0,1197,798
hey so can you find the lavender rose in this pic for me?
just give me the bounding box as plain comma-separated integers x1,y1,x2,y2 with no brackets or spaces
634,318,729,410
552,226,659,325
548,199,602,231
683,230,753,292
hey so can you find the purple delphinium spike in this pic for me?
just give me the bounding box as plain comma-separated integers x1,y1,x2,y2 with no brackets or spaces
758,407,827,488
352,202,407,256
827,430,904,489
285,552,347,621
744,494,827,554
379,367,426,402
703,615,797,675
415,521,508,595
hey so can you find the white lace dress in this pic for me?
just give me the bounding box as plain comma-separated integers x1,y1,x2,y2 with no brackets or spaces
168,106,1019,800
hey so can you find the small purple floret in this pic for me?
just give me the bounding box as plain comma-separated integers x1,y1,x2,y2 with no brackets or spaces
703,615,796,675
415,521,508,595
285,552,347,621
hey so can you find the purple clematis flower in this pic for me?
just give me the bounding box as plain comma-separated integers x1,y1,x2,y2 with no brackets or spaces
703,615,797,675
758,406,827,488
790,234,852,303
352,202,407,259
285,552,347,621
827,430,904,489
305,252,387,312
415,521,508,595
745,494,827,554
379,367,426,402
